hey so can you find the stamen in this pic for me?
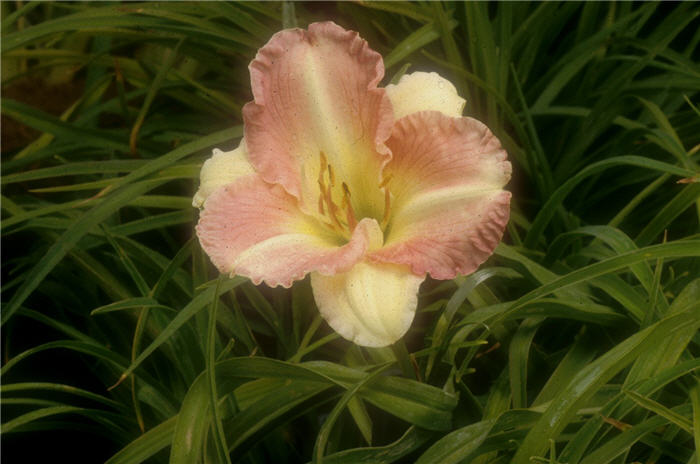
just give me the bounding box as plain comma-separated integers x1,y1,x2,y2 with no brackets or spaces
318,189,325,215
323,181,343,230
342,182,357,230
379,173,393,189
327,164,335,187
317,154,327,215
315,150,350,236
381,187,391,229
340,182,350,208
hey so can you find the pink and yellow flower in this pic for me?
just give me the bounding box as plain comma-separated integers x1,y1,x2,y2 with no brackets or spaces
194,22,511,347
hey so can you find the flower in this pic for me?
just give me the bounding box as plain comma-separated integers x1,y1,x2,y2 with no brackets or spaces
194,22,511,347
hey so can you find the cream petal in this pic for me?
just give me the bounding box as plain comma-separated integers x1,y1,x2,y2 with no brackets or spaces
192,141,255,208
385,72,465,120
311,261,424,347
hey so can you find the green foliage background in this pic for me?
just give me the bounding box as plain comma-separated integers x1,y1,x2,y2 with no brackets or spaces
2,2,699,463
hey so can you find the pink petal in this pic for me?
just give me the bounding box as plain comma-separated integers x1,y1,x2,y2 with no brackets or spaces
196,175,383,288
370,111,512,280
242,22,393,217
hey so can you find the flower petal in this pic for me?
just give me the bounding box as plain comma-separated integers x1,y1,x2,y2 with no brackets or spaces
311,261,424,347
385,72,465,120
196,175,384,287
192,141,255,208
371,111,511,280
242,21,392,219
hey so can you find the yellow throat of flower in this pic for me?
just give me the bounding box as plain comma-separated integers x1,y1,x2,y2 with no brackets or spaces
315,151,391,242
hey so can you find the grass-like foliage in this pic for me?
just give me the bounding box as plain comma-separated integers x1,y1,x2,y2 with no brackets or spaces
2,2,699,463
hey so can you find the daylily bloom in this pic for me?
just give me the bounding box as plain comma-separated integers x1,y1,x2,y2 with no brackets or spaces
194,22,511,347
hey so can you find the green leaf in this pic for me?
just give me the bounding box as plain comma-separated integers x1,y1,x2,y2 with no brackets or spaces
635,183,700,246
384,21,456,69
500,240,700,322
316,426,434,464
690,381,700,463
511,310,700,464
1,382,126,412
524,156,697,248
1,160,145,184
313,364,393,463
2,129,239,325
106,417,177,464
91,297,174,315
3,406,86,433
578,406,692,464
2,98,131,152
509,317,543,409
560,357,700,463
305,361,459,431
623,390,693,433
112,277,245,385
532,328,597,407
415,419,496,464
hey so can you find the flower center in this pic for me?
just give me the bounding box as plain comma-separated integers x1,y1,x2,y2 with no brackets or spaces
316,151,356,238
315,151,392,240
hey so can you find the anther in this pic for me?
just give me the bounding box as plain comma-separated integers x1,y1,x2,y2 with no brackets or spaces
340,182,351,210
327,164,335,187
